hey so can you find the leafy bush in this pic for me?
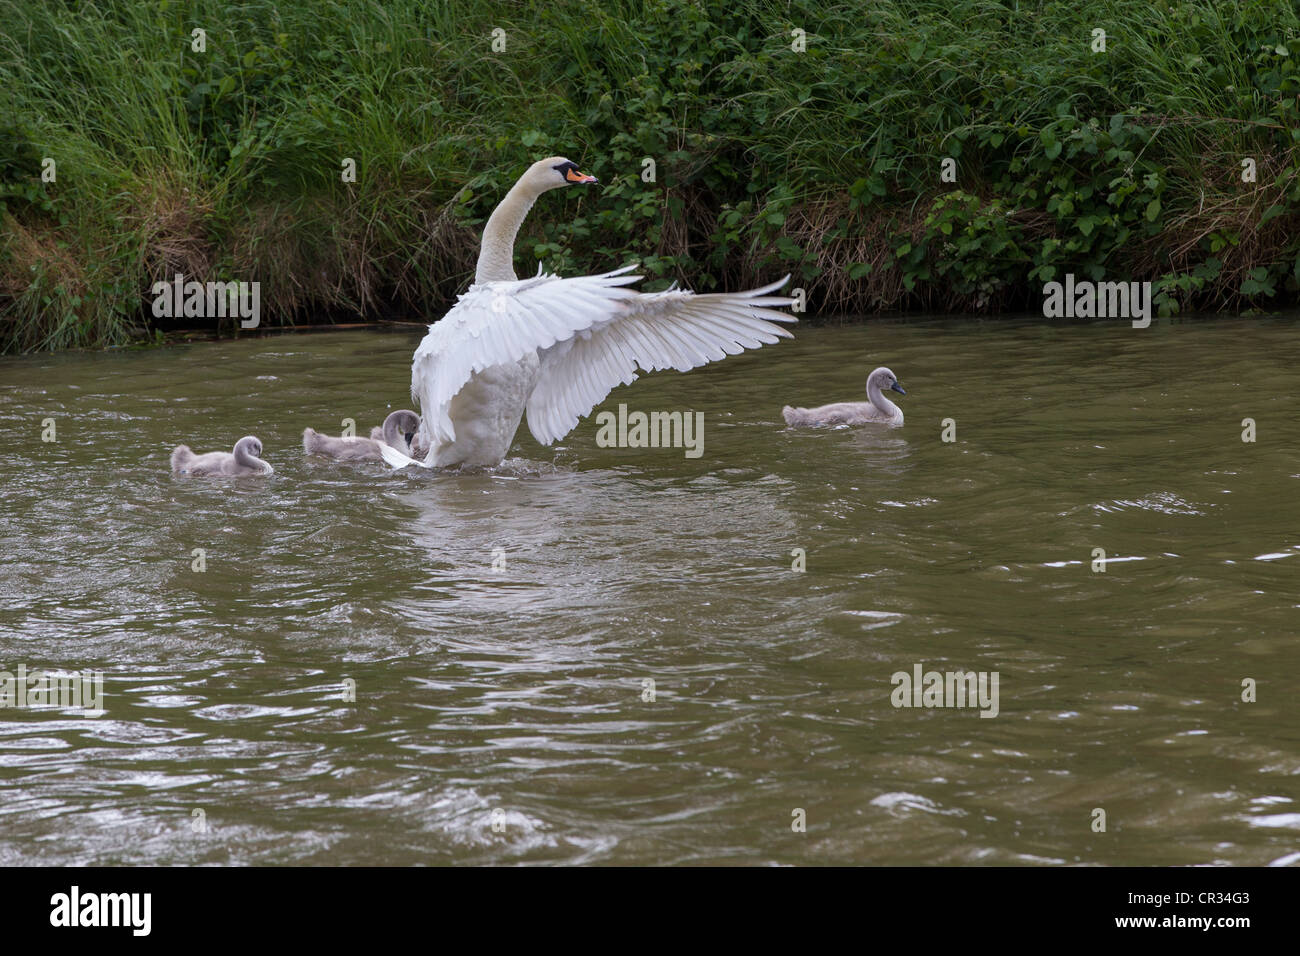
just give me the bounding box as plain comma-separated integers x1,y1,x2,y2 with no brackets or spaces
3,0,1300,351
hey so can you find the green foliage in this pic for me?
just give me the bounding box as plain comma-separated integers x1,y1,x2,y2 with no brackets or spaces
3,0,1300,351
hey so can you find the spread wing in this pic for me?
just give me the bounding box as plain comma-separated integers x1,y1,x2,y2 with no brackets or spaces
409,267,796,453
410,266,642,448
524,276,795,445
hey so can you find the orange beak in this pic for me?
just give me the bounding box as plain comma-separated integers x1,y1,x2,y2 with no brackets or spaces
565,167,599,185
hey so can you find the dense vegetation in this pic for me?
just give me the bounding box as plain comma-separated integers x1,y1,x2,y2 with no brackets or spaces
3,0,1300,351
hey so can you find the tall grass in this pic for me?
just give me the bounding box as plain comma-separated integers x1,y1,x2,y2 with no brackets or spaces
2,0,1300,351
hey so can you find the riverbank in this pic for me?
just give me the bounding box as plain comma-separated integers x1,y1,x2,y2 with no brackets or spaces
3,0,1299,352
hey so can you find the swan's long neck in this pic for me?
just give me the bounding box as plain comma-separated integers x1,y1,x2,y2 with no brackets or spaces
868,381,901,420
475,180,540,283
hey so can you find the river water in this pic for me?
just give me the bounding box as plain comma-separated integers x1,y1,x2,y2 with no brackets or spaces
1,318,1297,865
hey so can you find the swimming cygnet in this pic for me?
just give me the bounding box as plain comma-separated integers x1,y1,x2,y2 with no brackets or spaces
370,424,429,460
304,409,420,461
782,366,906,427
171,436,274,475
367,409,422,454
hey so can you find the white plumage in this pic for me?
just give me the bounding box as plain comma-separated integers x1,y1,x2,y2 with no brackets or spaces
387,156,796,470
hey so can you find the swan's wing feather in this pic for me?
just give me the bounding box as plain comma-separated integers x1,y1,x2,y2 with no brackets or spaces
410,268,643,447
380,441,434,469
525,276,795,446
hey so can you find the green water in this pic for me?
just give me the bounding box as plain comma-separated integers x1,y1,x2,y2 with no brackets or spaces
1,318,1297,865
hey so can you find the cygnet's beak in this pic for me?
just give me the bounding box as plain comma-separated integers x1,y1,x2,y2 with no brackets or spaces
890,381,907,395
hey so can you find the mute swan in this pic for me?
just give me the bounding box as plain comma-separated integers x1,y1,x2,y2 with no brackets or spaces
782,367,906,426
171,436,274,475
304,410,420,460
384,156,796,470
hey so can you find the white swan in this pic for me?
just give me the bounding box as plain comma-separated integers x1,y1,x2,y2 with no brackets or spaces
782,366,906,426
304,410,420,461
171,436,274,475
383,156,796,470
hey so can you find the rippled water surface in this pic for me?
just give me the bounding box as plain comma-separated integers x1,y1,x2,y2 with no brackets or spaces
1,317,1297,865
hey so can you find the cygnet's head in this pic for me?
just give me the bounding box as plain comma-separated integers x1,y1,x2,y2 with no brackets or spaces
521,156,599,196
386,410,421,446
867,367,906,396
235,436,264,458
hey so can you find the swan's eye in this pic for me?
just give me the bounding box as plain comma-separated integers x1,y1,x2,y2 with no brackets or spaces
553,161,598,185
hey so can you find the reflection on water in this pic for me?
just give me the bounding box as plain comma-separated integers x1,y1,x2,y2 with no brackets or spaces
0,317,1297,865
